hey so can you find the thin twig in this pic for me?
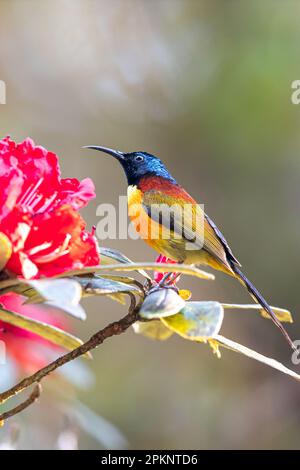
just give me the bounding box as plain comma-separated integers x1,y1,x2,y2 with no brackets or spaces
0,295,139,422
0,383,41,423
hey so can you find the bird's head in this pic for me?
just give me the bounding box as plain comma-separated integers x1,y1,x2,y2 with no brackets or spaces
84,146,176,186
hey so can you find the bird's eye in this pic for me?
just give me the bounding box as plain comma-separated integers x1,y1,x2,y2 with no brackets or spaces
134,155,144,163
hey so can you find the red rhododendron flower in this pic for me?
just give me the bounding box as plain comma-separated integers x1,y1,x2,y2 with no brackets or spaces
0,293,70,373
154,254,179,285
0,137,99,279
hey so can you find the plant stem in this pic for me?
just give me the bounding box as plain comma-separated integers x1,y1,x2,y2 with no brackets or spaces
0,294,139,422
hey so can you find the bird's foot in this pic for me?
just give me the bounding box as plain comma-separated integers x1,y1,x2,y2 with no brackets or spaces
148,283,179,296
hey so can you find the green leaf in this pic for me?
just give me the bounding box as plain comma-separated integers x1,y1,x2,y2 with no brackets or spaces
133,320,174,340
74,276,140,296
100,247,134,265
215,335,300,382
0,306,86,353
222,303,293,323
99,247,151,279
162,301,224,340
0,279,24,296
25,279,86,320
57,262,214,281
47,302,86,320
26,278,81,303
74,275,143,306
98,274,142,285
139,288,185,319
107,293,128,305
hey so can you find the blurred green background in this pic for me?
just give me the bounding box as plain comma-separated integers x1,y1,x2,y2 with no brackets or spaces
1,0,300,450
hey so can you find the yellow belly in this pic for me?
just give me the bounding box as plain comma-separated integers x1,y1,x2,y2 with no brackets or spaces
127,185,232,275
127,185,202,262
127,185,173,253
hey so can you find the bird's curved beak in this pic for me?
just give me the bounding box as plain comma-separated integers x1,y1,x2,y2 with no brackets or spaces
83,145,125,161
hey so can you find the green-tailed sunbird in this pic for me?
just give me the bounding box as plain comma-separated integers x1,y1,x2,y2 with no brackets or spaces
86,145,295,351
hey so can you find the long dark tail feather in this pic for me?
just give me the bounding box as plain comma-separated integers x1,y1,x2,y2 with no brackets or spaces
231,264,296,352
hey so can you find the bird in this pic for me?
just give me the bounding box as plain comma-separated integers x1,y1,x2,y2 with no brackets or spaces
85,145,295,351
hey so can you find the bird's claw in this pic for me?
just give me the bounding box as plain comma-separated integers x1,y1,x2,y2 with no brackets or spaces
148,284,179,296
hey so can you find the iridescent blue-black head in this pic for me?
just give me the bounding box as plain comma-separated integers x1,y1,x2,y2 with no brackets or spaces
84,145,176,186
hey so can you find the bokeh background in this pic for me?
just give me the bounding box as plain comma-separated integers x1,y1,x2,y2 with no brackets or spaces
1,0,300,449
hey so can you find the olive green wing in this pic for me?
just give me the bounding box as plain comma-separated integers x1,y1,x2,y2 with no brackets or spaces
142,190,239,268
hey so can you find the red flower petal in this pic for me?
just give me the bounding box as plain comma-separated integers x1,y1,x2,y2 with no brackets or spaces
59,177,96,210
154,254,178,284
0,137,96,215
0,137,100,371
0,137,100,279
0,293,70,372
26,205,99,277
